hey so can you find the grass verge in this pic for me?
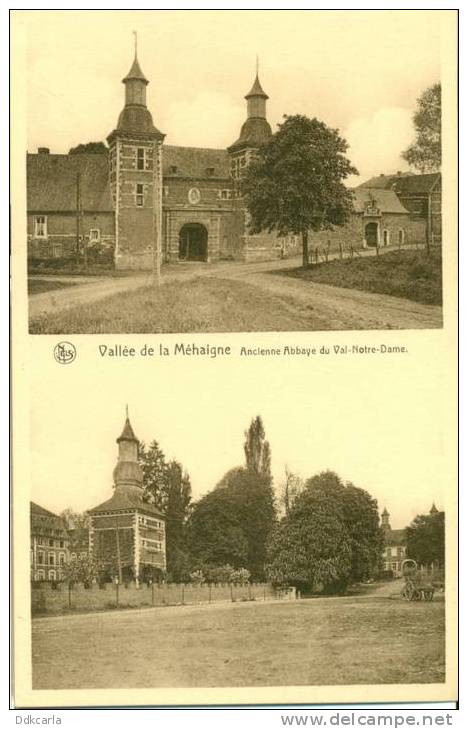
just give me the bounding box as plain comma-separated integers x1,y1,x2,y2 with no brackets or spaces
279,249,442,305
29,276,332,334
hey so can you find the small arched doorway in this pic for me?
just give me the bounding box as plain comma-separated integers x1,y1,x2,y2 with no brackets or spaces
365,222,379,247
179,223,208,261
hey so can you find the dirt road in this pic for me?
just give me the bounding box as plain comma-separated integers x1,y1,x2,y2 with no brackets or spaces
29,255,442,330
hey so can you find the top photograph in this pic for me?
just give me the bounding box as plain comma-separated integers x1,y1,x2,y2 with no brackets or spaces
21,10,454,334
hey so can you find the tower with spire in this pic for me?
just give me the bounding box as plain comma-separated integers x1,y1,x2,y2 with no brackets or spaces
228,63,272,181
107,34,165,270
88,409,166,584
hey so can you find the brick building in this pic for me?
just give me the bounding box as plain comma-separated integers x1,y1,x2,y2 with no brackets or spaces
30,502,69,582
381,508,407,576
88,412,166,584
358,172,442,246
26,43,434,268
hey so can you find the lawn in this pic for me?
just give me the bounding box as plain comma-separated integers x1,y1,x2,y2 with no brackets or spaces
29,276,331,334
32,597,445,689
28,279,80,295
280,249,443,305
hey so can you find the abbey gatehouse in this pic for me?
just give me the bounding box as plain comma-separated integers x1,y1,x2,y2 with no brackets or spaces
26,42,440,270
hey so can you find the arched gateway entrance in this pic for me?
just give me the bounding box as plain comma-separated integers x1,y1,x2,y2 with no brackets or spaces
179,223,208,261
364,222,379,247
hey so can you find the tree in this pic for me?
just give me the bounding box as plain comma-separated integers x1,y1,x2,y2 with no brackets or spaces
186,481,250,568
61,553,98,586
164,460,193,581
266,471,382,593
279,467,304,517
139,441,193,581
242,114,358,267
139,440,167,512
405,510,444,567
60,509,91,530
402,83,441,173
69,141,108,155
244,415,271,479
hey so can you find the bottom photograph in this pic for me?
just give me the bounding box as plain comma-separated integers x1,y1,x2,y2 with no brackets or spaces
27,399,447,695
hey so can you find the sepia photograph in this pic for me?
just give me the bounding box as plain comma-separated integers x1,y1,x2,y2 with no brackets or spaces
24,364,450,698
20,10,454,334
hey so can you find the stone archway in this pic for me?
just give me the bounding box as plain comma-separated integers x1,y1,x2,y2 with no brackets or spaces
179,223,208,261
364,222,379,247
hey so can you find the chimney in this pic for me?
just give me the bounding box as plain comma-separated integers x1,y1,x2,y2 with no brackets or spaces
379,173,385,177
397,170,402,176
38,147,50,155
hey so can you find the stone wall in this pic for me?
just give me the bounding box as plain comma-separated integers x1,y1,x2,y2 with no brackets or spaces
30,581,293,615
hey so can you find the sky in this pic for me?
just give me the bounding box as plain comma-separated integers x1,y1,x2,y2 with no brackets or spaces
29,337,448,530
20,9,443,184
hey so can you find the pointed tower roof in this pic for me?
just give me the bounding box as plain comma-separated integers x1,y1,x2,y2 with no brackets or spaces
429,502,438,515
382,507,389,516
122,56,149,85
117,415,138,443
245,74,268,100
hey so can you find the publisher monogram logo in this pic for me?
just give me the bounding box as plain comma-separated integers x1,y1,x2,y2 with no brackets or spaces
54,342,77,365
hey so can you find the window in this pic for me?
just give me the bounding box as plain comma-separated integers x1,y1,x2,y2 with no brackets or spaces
37,551,44,564
137,147,146,171
53,242,63,258
383,230,389,246
48,570,56,581
89,229,100,243
219,190,232,200
398,229,405,246
49,554,55,565
49,539,54,547
136,184,144,207
34,216,47,238
163,186,169,197
169,165,178,174
391,562,397,571
37,570,45,581
59,553,66,565
206,167,215,177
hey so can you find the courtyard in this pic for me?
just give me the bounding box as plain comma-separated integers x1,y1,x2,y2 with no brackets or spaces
32,593,445,690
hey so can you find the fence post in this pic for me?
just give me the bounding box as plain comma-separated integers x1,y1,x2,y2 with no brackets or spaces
230,584,234,602
263,585,266,601
181,584,185,605
68,582,72,609
209,584,212,604
116,581,119,607
339,241,343,260
152,581,155,607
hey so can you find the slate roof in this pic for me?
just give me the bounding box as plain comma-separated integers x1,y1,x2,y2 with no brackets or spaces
117,417,138,443
88,489,165,518
122,57,148,84
352,187,410,214
30,501,61,519
245,74,268,99
163,145,231,179
385,528,406,546
358,172,440,195
27,145,232,212
27,153,113,213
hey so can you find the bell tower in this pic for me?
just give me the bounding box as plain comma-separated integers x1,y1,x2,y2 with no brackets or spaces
107,34,165,270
